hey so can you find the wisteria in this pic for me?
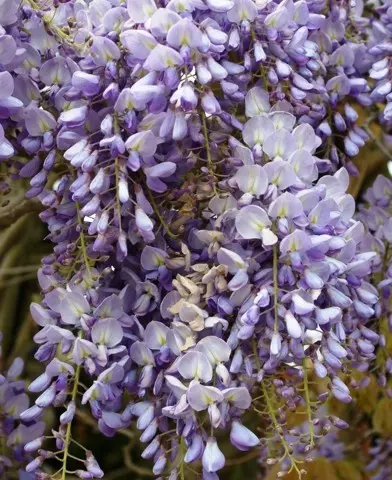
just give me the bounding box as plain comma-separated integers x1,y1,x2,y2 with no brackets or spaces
0,335,42,480
0,0,392,478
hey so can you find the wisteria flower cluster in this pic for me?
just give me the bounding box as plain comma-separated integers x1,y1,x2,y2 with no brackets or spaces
1,0,392,478
0,335,42,480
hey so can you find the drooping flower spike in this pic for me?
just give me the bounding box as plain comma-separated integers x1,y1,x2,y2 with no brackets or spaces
0,0,391,477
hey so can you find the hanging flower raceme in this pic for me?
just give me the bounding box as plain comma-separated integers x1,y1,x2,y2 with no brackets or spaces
0,0,390,478
0,335,43,480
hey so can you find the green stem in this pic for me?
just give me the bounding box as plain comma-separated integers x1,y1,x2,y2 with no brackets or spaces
146,187,178,239
179,437,185,480
114,157,122,232
76,203,91,278
261,381,303,478
252,337,261,370
273,243,279,333
60,357,82,480
303,361,315,447
201,111,212,170
363,124,392,162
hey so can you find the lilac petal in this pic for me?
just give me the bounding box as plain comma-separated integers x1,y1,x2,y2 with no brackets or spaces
90,36,121,66
292,292,315,315
91,319,123,348
270,332,282,355
234,165,268,196
217,247,246,273
202,438,225,473
292,124,322,152
125,131,158,156
245,87,271,118
59,106,88,128
263,130,296,160
144,162,176,178
25,108,57,136
230,421,259,451
150,8,181,38
269,111,296,131
187,383,223,411
195,336,231,364
0,35,17,65
331,377,352,403
268,192,304,220
223,387,251,409
264,158,296,189
0,71,14,99
144,45,184,71
178,351,213,383
327,287,352,308
57,292,90,325
39,57,73,86
130,341,155,366
284,311,302,339
167,18,203,49
144,321,169,350
120,30,157,59
127,0,157,23
141,246,167,270
280,230,311,254
235,205,275,242
228,269,249,291
184,434,204,463
227,0,257,23
0,136,15,159
72,72,100,96
327,337,347,359
165,375,187,399
243,115,275,147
